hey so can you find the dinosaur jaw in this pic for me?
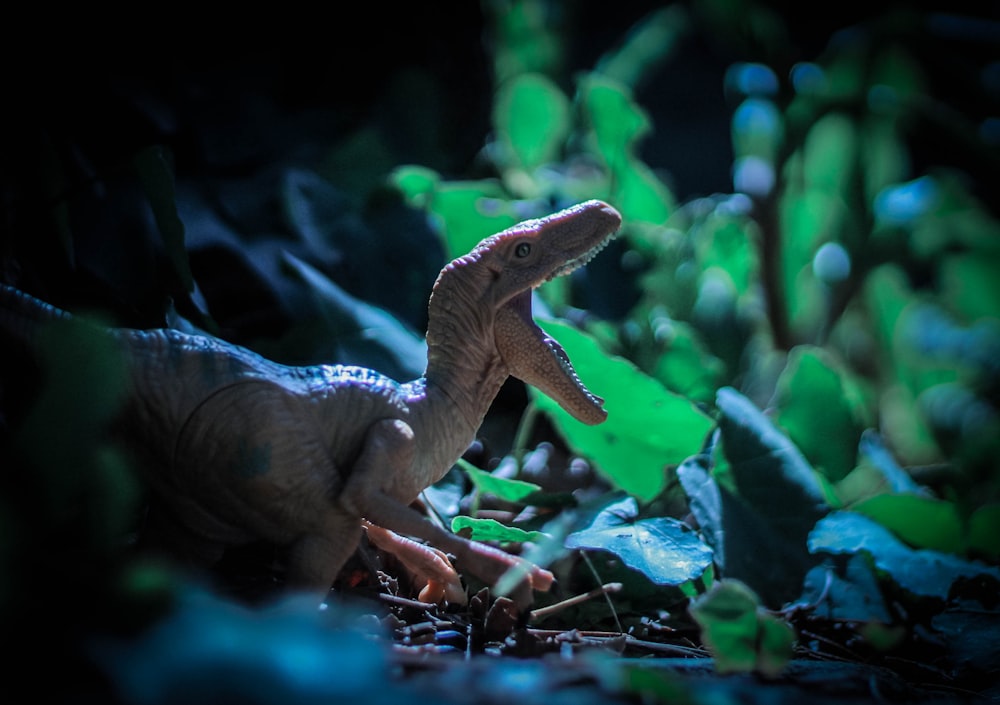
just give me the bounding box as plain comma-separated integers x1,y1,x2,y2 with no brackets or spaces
495,290,607,425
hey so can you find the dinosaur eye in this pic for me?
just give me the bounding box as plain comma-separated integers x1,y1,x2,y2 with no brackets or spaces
515,242,531,258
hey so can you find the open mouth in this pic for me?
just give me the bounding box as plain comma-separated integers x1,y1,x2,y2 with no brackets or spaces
495,289,607,426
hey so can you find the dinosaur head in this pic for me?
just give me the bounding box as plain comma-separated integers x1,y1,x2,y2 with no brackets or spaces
481,200,621,425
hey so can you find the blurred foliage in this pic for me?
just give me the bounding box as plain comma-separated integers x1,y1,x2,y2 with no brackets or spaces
690,579,795,677
2,0,999,697
399,0,1000,679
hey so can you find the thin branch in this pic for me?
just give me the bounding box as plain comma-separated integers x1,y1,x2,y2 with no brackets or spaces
529,582,622,621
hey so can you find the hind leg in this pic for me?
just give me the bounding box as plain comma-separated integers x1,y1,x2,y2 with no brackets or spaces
342,419,552,607
282,419,414,597
284,508,363,598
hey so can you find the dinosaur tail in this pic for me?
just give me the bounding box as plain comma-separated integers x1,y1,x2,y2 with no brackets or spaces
0,284,76,351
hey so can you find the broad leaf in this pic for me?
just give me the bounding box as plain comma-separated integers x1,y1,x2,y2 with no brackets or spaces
689,580,795,676
650,319,724,405
565,496,712,586
134,145,194,294
460,461,543,504
494,73,570,171
852,494,963,554
595,6,687,89
679,388,828,607
716,387,828,521
800,556,892,623
577,74,674,224
282,252,426,380
968,504,1000,561
808,511,1000,600
533,319,714,501
428,181,517,260
772,346,866,482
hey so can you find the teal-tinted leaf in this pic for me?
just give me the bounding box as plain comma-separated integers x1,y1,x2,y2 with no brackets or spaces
461,461,543,504
90,588,388,704
534,319,714,502
808,511,1000,599
565,497,712,586
800,556,892,623
134,145,194,293
282,252,426,379
681,388,828,607
858,430,924,495
717,387,828,520
932,607,1000,676
451,516,548,545
281,169,350,260
494,73,570,170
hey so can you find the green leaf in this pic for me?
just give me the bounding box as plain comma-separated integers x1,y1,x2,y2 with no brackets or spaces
595,6,688,89
717,387,828,521
651,319,724,404
460,460,543,504
428,181,518,260
565,496,712,586
772,346,866,482
803,112,857,194
577,74,674,224
494,73,570,171
17,316,138,545
613,156,674,225
533,319,714,501
861,116,908,202
579,74,650,163
689,580,795,676
680,388,828,607
852,494,963,554
451,516,548,545
808,511,1000,599
968,504,1000,561
133,145,194,293
939,253,1000,323
693,212,757,296
390,164,441,208
282,252,426,380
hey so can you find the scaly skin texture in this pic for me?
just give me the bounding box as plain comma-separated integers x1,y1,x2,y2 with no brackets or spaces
0,199,621,604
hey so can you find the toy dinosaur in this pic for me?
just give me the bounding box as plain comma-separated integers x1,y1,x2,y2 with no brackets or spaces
1,199,621,605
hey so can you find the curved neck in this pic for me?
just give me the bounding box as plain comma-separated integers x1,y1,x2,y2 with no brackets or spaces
421,257,510,431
